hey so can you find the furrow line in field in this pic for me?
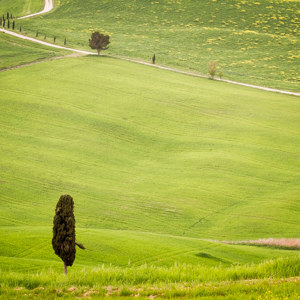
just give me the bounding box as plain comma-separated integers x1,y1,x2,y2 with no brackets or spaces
147,97,300,137
0,54,81,73
16,240,49,258
129,247,194,266
0,216,29,226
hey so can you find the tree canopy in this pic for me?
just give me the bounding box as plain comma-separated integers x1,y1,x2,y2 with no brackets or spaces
89,32,110,55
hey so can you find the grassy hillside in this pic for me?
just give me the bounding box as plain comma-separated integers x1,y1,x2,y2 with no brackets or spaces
0,34,69,70
0,0,42,17
0,55,299,257
1,6,300,295
1,226,299,271
12,0,300,92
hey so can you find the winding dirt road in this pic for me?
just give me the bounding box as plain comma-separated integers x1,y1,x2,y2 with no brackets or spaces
1,0,299,96
18,0,53,19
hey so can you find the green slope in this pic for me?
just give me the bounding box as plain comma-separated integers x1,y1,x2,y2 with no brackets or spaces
0,33,69,70
1,227,298,271
0,56,299,248
0,0,43,17
13,0,300,92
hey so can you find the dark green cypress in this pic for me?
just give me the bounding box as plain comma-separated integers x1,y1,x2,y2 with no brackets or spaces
52,195,76,275
12,20,15,30
7,19,9,29
7,12,9,20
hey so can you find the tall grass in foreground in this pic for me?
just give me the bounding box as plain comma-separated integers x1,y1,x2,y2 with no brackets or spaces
1,257,299,299
1,256,299,289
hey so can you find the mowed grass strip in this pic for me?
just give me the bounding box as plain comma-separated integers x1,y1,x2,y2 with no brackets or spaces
0,56,299,243
14,0,300,92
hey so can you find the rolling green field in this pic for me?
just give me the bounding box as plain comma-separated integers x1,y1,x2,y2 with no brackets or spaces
6,0,300,92
0,0,300,298
1,56,299,240
0,55,299,298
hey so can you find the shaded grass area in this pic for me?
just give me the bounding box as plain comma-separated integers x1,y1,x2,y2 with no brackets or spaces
14,0,300,91
0,257,299,299
0,33,70,70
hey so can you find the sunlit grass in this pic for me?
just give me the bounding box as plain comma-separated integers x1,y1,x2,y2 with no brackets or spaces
1,257,299,299
3,0,298,91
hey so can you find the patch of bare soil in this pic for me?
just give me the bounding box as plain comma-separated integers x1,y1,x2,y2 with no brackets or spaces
222,238,300,249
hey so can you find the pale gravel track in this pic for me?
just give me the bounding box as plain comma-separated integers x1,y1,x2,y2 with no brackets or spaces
18,0,53,19
2,0,299,96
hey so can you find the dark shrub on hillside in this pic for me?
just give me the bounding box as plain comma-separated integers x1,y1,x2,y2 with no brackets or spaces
52,194,86,275
89,32,110,55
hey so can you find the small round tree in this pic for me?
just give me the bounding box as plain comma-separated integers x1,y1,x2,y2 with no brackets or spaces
52,194,85,275
89,32,110,55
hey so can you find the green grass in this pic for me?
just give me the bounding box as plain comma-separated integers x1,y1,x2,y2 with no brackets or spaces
0,257,299,299
0,33,70,70
10,0,300,92
1,227,299,271
0,56,299,273
1,56,299,240
0,19,299,297
0,0,42,18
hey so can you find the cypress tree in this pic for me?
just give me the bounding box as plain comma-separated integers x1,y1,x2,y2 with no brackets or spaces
7,12,9,20
3,19,5,28
54,36,56,43
19,26,22,32
36,31,39,37
52,195,85,275
0,18,2,27
12,20,15,30
7,19,10,29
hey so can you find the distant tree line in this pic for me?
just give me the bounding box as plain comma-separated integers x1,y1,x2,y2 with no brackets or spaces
1,11,68,44
1,12,15,30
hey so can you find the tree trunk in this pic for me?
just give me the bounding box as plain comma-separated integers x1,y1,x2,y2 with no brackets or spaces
97,49,100,55
64,262,67,275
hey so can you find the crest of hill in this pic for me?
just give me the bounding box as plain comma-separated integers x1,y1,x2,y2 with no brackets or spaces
13,0,300,92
